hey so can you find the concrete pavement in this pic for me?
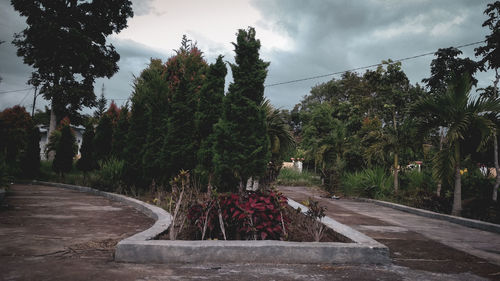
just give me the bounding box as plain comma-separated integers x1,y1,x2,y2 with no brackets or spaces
279,185,500,280
1,183,499,280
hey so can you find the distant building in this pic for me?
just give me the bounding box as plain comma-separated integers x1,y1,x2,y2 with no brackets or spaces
38,124,85,160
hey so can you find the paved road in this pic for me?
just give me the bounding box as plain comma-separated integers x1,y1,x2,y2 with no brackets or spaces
1,184,499,280
279,185,500,280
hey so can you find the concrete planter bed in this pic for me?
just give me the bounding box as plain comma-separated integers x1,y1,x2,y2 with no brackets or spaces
31,181,390,264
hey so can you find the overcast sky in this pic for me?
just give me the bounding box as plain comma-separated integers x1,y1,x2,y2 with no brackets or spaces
0,0,496,113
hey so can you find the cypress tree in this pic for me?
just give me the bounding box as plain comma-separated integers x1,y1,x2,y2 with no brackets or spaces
93,113,113,163
195,55,227,185
77,121,96,175
124,59,166,187
162,36,208,179
112,105,130,160
140,60,170,185
20,125,41,179
213,27,271,192
52,119,77,178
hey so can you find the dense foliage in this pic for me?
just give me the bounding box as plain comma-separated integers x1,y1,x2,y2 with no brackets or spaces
11,0,133,126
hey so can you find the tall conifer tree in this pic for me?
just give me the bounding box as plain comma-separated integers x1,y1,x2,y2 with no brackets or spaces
112,105,130,160
195,56,227,185
124,59,165,187
162,36,208,179
52,118,77,178
93,113,113,163
213,27,270,192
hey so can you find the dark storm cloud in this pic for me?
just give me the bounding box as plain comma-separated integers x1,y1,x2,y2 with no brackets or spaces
253,0,493,108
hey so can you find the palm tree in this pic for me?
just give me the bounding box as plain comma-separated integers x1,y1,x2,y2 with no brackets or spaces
413,73,500,216
261,99,296,184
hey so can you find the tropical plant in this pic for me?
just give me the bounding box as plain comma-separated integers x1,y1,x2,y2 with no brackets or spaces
261,99,296,184
476,1,500,201
342,167,392,198
412,73,500,215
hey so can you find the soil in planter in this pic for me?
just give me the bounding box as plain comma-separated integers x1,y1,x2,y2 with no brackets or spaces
157,206,351,243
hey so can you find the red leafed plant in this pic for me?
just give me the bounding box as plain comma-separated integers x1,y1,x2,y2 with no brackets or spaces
188,190,289,240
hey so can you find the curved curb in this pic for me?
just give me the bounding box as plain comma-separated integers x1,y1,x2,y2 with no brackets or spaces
28,181,389,264
355,197,500,234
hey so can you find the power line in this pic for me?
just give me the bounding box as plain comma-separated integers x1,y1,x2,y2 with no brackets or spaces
17,88,32,106
264,40,486,88
0,87,34,94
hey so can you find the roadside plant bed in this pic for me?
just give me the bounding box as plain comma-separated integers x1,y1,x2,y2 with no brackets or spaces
157,205,350,243
147,172,350,243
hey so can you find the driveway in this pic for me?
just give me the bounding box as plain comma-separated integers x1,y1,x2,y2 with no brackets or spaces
1,184,498,280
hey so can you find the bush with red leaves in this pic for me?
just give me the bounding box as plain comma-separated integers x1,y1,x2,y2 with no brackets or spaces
188,190,289,240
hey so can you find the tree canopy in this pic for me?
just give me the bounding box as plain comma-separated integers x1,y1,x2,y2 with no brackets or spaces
11,0,133,118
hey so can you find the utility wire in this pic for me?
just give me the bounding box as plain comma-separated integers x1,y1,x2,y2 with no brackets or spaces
0,87,34,94
17,88,32,105
264,40,485,88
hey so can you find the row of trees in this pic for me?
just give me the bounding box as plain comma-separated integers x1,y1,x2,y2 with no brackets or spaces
289,2,500,216
76,28,293,193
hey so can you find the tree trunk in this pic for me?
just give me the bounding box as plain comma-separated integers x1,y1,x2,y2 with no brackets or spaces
493,130,499,202
436,128,445,197
392,112,398,194
393,152,399,194
492,70,500,202
31,86,38,117
451,144,462,216
48,100,57,161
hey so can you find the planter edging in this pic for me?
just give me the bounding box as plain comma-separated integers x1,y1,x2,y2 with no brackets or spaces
29,180,390,264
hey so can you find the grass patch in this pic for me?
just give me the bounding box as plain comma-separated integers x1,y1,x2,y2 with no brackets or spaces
276,168,321,187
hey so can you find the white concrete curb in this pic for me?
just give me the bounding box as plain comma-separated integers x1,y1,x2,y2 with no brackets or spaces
356,197,500,234
30,181,390,264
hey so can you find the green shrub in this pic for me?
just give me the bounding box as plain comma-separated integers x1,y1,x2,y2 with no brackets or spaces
341,167,391,198
399,169,434,192
0,156,12,188
91,157,125,191
276,168,321,187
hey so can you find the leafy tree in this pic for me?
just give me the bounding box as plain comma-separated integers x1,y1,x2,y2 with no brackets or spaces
11,0,133,141
77,121,96,177
93,113,113,163
0,106,32,175
412,73,500,216
301,103,346,191
213,27,270,192
162,36,208,180
476,1,500,201
422,47,479,95
364,61,417,193
52,118,77,178
195,55,227,187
